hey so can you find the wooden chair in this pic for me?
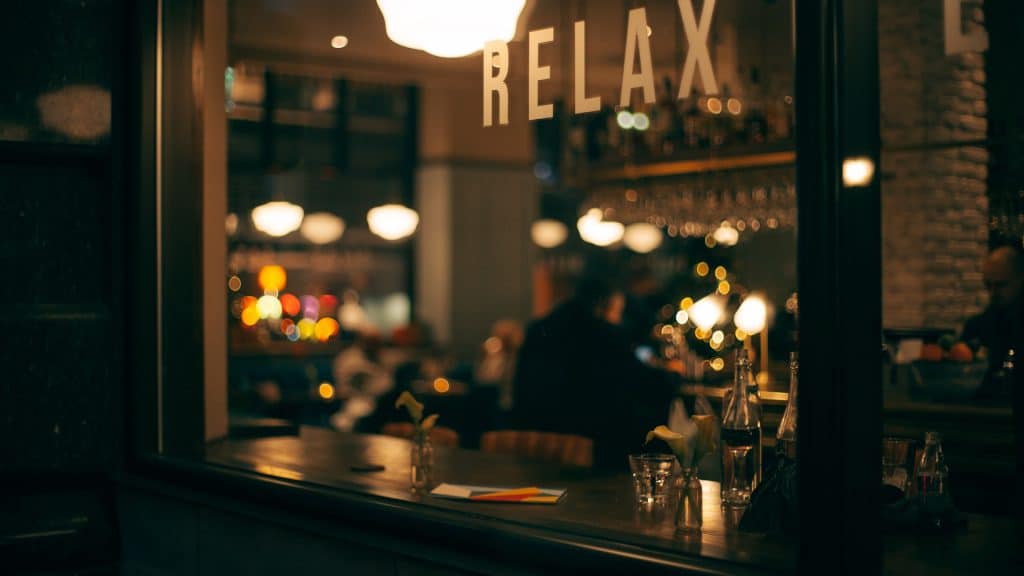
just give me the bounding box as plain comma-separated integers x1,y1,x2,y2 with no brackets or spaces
380,421,460,447
479,430,594,468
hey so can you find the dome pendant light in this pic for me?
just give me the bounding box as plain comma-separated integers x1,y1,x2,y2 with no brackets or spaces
367,204,419,241
252,201,304,237
376,0,527,58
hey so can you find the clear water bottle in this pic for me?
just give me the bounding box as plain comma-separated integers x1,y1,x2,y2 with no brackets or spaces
721,348,762,507
913,431,947,502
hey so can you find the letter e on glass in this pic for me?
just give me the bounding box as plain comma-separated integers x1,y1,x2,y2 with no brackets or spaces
529,28,554,121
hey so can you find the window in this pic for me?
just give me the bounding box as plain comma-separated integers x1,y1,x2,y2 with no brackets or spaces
139,0,924,573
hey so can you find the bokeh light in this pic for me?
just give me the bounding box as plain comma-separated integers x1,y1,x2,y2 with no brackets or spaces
297,318,316,340
319,294,339,315
257,295,282,319
280,318,295,335
314,317,340,342
241,306,260,327
228,275,242,292
318,382,335,400
714,266,727,281
675,310,688,324
280,293,301,317
258,265,287,293
679,297,694,310
717,280,731,295
695,262,709,277
301,295,319,319
433,378,451,394
710,357,725,371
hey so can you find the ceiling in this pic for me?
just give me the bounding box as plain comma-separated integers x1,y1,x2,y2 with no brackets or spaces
228,1,792,97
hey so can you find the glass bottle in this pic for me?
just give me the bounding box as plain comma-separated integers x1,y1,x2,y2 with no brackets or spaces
721,348,762,507
410,433,434,492
675,467,703,534
776,352,798,463
913,431,947,502
996,348,1015,397
743,69,767,145
683,99,705,150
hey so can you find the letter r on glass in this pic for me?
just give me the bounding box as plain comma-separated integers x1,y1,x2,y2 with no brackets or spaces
483,41,509,127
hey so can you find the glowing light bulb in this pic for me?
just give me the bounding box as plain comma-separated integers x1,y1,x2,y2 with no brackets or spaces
531,219,568,248
734,294,768,335
252,201,304,237
689,294,724,332
367,204,419,241
300,212,345,244
376,0,526,58
623,223,662,253
576,208,624,247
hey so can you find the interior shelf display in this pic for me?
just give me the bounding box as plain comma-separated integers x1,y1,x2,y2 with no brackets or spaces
562,78,795,185
580,166,796,245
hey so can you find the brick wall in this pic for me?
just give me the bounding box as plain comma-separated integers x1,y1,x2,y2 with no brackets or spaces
880,0,989,331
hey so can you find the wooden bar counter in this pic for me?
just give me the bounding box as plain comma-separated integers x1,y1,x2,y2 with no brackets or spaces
204,427,793,574
177,427,1015,574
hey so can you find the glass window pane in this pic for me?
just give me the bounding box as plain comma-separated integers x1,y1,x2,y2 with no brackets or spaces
164,1,802,570
880,0,1019,570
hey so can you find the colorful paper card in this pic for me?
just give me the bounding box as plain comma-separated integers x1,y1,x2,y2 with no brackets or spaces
430,483,566,504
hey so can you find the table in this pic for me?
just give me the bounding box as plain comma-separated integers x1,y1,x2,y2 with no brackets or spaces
206,427,794,574
202,427,1017,574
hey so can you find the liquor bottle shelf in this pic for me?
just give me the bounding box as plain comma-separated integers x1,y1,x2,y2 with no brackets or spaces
578,145,795,185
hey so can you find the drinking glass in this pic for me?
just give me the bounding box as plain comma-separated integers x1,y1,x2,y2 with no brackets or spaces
881,437,911,491
628,454,676,507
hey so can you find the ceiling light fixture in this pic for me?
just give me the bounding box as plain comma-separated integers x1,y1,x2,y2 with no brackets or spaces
376,0,526,58
301,212,346,244
531,219,568,248
251,201,304,237
367,204,419,241
577,208,624,247
712,223,739,246
623,222,663,253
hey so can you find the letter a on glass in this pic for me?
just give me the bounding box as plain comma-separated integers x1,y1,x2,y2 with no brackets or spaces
619,8,656,108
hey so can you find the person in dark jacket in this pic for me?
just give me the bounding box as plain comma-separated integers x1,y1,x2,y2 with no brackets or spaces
512,275,677,471
961,245,1024,398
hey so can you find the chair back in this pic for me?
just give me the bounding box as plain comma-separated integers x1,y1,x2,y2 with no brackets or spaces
380,421,460,447
479,430,593,468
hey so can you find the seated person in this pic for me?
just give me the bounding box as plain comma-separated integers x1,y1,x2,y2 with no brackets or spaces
961,245,1024,398
512,275,678,470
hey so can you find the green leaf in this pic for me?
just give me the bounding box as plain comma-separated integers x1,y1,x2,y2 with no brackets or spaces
421,413,439,431
395,391,424,423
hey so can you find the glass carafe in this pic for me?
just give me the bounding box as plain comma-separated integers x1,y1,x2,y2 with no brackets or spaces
913,431,947,502
721,348,762,507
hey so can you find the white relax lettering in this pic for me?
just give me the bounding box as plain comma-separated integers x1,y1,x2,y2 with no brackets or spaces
483,1,719,127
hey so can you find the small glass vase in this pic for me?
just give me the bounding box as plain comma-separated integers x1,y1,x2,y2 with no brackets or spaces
410,434,434,492
675,467,703,534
